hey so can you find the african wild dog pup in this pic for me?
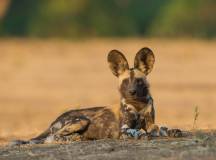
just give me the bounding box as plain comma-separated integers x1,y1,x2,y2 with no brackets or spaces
10,48,181,146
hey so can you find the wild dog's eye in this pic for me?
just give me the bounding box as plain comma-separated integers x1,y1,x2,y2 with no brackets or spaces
136,78,143,85
122,78,129,86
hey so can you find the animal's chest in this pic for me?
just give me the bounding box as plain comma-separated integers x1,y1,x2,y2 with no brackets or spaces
119,103,152,129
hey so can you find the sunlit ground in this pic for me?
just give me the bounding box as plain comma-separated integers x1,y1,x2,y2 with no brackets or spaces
0,38,215,144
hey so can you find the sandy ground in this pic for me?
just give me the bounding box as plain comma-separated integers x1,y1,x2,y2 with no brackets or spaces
0,38,215,145
1,131,216,160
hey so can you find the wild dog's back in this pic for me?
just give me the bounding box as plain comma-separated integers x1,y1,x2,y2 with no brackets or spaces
41,105,120,142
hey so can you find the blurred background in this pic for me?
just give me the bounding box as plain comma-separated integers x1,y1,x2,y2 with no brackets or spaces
0,0,216,144
0,0,216,38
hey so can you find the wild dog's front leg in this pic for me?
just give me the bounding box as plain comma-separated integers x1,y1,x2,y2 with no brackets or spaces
139,101,159,137
119,104,142,139
142,112,159,137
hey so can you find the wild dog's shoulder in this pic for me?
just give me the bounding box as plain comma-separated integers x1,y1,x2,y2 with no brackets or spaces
107,104,121,121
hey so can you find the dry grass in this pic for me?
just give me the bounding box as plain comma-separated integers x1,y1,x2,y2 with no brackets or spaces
0,38,216,144
193,106,199,130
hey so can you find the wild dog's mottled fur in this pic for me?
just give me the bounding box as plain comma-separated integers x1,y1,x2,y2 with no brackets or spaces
34,106,120,142
11,47,180,146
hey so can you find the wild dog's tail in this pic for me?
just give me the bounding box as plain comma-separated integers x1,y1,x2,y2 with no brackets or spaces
9,128,50,146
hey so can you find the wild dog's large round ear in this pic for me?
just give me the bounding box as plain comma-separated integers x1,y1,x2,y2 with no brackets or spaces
107,50,129,77
134,47,155,75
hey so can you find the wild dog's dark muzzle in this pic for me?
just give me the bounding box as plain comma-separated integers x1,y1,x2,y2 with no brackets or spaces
137,86,149,97
128,84,149,98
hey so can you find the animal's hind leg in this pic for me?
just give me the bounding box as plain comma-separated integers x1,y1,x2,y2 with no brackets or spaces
50,133,83,143
45,116,90,143
56,117,90,136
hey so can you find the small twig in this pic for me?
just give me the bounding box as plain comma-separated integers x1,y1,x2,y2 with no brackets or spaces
192,106,199,130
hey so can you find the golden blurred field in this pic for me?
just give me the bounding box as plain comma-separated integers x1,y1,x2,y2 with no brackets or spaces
0,38,215,144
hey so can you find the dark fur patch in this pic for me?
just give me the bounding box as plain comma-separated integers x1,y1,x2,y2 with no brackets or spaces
83,108,119,139
120,78,130,98
129,69,135,81
108,50,129,77
119,75,150,103
120,103,139,129
134,48,155,75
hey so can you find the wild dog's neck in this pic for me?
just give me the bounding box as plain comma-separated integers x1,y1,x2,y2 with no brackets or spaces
120,95,153,112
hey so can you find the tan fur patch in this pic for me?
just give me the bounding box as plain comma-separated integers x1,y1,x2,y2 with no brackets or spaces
118,69,146,86
109,104,120,123
56,119,89,136
133,69,146,78
140,103,153,114
118,70,130,85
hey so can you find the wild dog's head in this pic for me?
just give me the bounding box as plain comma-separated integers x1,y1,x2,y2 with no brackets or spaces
108,48,155,103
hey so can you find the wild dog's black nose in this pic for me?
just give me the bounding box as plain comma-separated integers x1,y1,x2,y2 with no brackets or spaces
129,90,136,95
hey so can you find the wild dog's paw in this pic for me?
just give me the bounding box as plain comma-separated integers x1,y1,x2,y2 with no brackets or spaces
168,129,182,137
159,126,169,137
125,129,143,139
121,124,130,132
148,124,160,137
159,126,185,138
121,125,145,139
121,129,142,139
